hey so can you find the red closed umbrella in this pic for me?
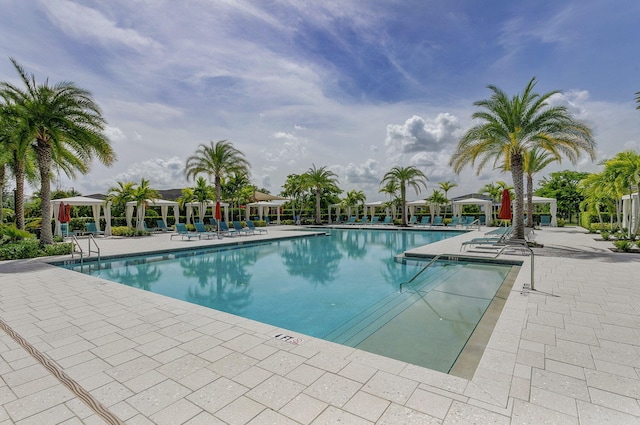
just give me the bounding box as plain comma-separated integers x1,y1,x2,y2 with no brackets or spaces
215,201,222,230
63,204,71,223
58,202,71,223
497,189,512,220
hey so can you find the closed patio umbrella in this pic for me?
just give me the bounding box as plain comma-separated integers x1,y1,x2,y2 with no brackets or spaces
497,189,512,221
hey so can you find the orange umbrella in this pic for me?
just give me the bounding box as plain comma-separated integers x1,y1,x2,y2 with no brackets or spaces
497,189,512,220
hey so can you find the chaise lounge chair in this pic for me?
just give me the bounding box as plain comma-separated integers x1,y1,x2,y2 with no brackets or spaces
540,215,551,226
194,222,219,239
417,216,431,227
171,223,201,240
430,216,444,226
219,221,239,237
382,216,393,225
84,222,104,236
156,220,173,232
246,220,267,234
232,221,253,236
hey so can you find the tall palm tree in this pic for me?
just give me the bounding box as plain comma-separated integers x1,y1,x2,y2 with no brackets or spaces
438,181,458,218
304,164,340,224
342,189,366,219
427,189,448,216
1,58,115,244
605,150,640,237
379,180,399,219
131,178,160,231
523,148,558,226
450,77,596,239
0,103,37,229
380,166,428,226
106,181,136,218
185,140,250,228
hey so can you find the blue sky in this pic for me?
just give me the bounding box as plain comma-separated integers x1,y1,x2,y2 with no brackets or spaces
1,0,639,200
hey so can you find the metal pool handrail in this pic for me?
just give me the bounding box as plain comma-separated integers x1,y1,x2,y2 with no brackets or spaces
70,234,101,266
399,254,442,293
494,239,534,291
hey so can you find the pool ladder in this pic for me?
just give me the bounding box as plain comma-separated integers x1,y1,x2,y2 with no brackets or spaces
399,254,442,293
70,234,101,265
493,239,536,292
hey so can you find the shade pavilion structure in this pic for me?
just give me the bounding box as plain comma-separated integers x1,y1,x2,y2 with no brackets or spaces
246,201,284,224
452,197,492,225
622,192,639,233
126,199,180,231
518,196,558,227
51,196,112,236
185,201,229,225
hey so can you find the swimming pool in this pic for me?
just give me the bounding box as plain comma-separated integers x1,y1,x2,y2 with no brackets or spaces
61,228,514,373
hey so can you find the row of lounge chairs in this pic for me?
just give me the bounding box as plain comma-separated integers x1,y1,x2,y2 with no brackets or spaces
170,220,267,240
460,226,534,254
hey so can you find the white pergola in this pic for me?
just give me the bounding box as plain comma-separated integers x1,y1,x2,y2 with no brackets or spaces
246,201,283,224
520,196,558,227
126,199,180,231
452,197,492,225
622,192,639,233
185,201,229,225
363,201,391,221
406,199,435,222
51,196,112,236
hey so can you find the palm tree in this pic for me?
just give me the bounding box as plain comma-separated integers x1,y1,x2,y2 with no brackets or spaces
450,77,596,239
438,181,458,218
185,140,250,229
131,178,160,231
106,181,136,218
523,148,558,226
191,176,215,222
427,190,448,217
0,103,37,229
281,173,308,223
380,166,428,226
579,172,617,230
342,189,366,219
605,150,640,237
1,59,115,244
304,164,340,224
379,180,399,219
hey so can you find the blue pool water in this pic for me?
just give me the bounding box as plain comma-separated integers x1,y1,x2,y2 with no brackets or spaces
61,228,513,372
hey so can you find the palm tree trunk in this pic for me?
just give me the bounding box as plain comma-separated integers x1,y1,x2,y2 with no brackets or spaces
511,153,525,240
401,185,407,226
14,159,25,230
36,141,53,245
0,165,4,224
526,174,534,227
315,188,321,224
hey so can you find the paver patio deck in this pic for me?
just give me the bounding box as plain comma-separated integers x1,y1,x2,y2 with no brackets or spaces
0,225,639,424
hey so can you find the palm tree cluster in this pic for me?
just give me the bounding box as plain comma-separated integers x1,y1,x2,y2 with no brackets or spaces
106,178,159,231
579,150,640,238
185,140,251,228
281,165,341,224
0,58,115,244
450,77,596,239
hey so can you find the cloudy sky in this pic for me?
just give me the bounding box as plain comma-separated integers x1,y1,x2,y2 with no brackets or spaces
1,0,639,200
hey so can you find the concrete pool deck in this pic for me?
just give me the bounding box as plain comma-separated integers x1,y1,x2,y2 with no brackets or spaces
0,225,639,424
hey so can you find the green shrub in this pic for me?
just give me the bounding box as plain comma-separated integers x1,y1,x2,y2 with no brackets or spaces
600,231,610,240
281,220,295,225
613,240,632,252
0,225,34,242
0,238,73,260
636,240,640,249
253,220,267,227
111,226,137,237
556,218,566,227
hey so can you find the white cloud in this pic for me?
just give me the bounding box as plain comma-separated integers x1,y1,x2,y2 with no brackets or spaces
40,0,162,51
343,159,379,185
263,131,308,166
102,157,188,190
385,113,462,162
